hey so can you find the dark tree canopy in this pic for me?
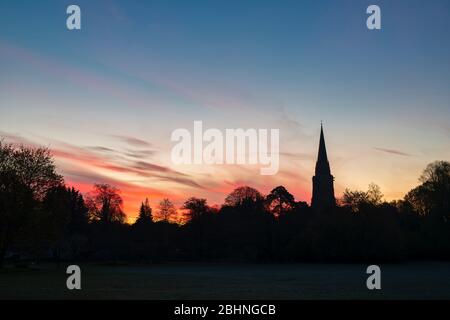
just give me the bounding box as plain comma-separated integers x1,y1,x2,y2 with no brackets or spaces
265,186,295,217
0,142,65,264
2,143,450,265
0,170,35,265
342,183,383,212
182,197,209,222
86,184,125,224
420,161,450,185
0,141,63,200
224,186,263,207
405,161,450,218
135,198,153,224
43,186,89,235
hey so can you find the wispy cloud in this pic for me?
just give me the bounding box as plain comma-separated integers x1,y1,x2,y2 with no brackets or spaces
1,131,201,189
55,145,202,189
132,161,178,174
0,41,174,112
374,147,412,157
110,134,152,147
86,146,117,153
2,130,311,216
123,148,156,159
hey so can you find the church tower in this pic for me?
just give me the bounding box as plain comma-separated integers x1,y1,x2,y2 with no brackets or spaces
311,123,335,210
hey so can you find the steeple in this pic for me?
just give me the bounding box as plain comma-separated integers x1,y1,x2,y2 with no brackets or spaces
315,123,331,176
311,123,335,210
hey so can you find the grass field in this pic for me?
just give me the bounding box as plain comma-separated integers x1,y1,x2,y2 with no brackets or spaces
1,262,449,299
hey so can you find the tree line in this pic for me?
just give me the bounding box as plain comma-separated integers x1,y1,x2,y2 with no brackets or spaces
1,141,450,265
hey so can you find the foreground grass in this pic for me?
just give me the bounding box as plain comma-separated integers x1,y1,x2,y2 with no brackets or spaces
1,262,449,299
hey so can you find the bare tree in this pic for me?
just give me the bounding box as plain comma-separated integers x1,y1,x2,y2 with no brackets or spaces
156,198,177,222
341,183,383,212
85,184,125,223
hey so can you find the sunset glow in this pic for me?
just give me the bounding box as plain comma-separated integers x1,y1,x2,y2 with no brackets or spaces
1,1,449,222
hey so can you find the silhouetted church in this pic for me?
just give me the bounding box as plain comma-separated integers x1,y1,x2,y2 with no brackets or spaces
311,123,336,210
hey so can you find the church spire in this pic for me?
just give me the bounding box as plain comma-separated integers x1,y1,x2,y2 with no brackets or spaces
315,123,331,176
311,123,335,210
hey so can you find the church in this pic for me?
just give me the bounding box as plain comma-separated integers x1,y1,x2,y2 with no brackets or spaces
311,124,336,210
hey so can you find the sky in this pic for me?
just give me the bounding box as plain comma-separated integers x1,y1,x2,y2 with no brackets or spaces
1,0,449,222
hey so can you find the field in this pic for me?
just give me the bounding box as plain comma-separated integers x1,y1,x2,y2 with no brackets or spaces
1,262,449,299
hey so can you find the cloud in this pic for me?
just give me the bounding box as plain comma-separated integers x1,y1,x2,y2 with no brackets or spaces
0,131,36,146
132,161,177,174
0,41,174,112
56,146,202,189
86,145,156,160
123,149,156,159
110,134,152,147
131,161,204,188
374,147,412,157
153,175,204,189
2,130,313,215
87,146,117,153
2,131,201,189
63,166,181,221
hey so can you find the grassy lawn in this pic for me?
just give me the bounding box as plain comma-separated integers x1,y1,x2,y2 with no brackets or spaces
1,262,449,299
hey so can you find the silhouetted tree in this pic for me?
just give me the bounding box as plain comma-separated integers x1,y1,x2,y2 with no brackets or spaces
155,198,177,222
224,186,263,207
135,198,153,225
0,170,35,265
85,184,125,224
420,161,450,185
265,186,295,217
0,141,63,200
0,142,63,264
3,139,450,264
342,183,383,212
405,161,450,219
42,186,89,259
404,185,430,216
182,197,209,222
44,186,88,233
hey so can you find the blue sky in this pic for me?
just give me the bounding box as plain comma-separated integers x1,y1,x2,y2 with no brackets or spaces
1,0,449,219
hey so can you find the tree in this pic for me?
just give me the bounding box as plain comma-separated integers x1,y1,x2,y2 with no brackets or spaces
265,186,295,217
0,142,63,264
182,197,209,222
155,198,177,222
420,161,450,186
0,141,63,200
0,170,35,265
135,198,153,224
405,161,450,217
44,186,89,259
43,186,89,234
342,183,383,212
366,183,383,205
224,186,263,207
404,185,430,216
85,184,125,223
41,186,89,257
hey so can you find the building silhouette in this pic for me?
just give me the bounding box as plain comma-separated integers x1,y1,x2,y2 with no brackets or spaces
311,123,335,210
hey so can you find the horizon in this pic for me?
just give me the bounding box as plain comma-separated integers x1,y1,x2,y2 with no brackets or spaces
1,0,449,221
0,126,441,223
